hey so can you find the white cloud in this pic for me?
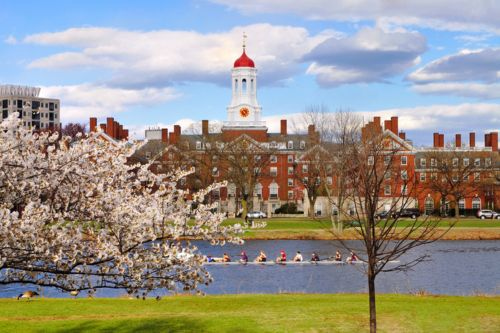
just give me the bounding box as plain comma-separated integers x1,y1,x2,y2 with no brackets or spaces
23,24,335,88
4,35,17,44
412,82,500,99
39,84,180,122
211,0,500,34
304,27,426,86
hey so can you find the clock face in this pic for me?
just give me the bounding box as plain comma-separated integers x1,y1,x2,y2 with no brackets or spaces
239,107,250,118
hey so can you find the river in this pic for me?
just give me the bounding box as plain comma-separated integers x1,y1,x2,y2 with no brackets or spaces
1,240,498,297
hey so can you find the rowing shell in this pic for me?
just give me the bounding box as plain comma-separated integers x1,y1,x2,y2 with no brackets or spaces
203,260,400,266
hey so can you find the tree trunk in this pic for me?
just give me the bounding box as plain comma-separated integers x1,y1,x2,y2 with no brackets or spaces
368,268,377,333
455,200,460,220
309,197,316,219
241,199,248,219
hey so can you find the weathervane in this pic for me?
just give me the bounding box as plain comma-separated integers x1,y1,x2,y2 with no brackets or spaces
242,32,247,50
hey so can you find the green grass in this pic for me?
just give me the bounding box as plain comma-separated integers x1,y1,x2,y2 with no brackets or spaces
0,294,498,332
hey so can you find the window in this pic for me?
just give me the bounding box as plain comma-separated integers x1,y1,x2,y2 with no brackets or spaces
287,155,294,163
485,158,491,167
145,151,151,159
300,141,305,149
431,158,437,167
463,174,469,181
270,167,277,177
401,156,408,165
287,166,293,175
234,79,238,91
384,156,391,165
196,141,202,150
254,183,262,198
327,176,333,185
269,182,279,199
401,170,408,180
315,177,321,185
242,79,247,93
270,155,277,163
472,197,481,209
288,178,293,186
254,167,260,175
420,158,426,167
368,156,374,165
474,172,480,182
452,174,458,182
254,155,261,162
384,171,391,180
431,173,437,180
420,172,426,182
425,197,434,215
212,167,219,177
459,199,465,210
452,158,458,167
270,141,277,148
326,164,332,173
384,185,391,195
474,158,480,167
288,191,294,200
302,164,308,173
287,141,293,149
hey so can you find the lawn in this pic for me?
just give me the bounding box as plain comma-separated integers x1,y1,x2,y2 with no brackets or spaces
221,217,500,240
0,294,498,332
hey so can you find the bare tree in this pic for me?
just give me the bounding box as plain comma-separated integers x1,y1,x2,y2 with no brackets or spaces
62,123,87,140
424,147,496,218
332,126,452,333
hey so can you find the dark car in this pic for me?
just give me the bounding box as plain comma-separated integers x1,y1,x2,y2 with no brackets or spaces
394,208,420,219
375,211,391,219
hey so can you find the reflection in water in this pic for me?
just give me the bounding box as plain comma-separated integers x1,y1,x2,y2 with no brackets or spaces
1,240,499,298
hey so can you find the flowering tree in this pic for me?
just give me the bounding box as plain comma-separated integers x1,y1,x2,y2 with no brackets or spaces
0,114,243,295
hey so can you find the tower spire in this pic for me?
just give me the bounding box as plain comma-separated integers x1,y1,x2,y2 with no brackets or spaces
242,32,247,50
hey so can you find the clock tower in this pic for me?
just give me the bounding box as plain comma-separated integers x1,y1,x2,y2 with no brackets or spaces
224,36,266,130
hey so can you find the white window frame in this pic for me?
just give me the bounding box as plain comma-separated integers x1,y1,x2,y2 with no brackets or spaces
287,141,293,149
287,155,294,163
288,178,293,187
270,167,277,177
270,155,277,163
384,185,391,195
420,172,426,182
463,158,469,166
401,156,408,166
420,158,426,167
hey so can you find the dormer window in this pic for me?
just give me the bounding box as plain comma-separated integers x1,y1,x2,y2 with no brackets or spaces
288,141,293,149
300,141,305,149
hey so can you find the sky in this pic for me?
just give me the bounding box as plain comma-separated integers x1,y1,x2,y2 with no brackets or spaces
1,0,499,145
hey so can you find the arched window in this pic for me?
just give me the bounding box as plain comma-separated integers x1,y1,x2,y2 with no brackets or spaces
269,182,279,200
251,79,254,93
254,183,262,198
424,197,434,215
234,79,238,92
472,197,481,210
242,79,247,93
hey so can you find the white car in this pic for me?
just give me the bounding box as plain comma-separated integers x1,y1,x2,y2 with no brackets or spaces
246,211,267,219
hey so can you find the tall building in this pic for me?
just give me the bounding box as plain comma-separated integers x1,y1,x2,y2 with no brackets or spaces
0,85,60,130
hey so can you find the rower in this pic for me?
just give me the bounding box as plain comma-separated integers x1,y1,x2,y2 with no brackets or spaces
240,251,248,263
311,252,320,262
223,253,231,262
346,251,359,263
293,251,303,262
334,250,342,262
255,250,267,262
276,250,287,262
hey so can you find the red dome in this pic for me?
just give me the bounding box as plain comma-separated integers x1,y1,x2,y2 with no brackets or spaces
234,50,255,68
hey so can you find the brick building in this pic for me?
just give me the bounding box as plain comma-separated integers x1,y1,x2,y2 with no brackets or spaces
132,46,499,218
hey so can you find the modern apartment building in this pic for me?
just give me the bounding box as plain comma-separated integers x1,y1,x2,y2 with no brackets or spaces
0,85,60,130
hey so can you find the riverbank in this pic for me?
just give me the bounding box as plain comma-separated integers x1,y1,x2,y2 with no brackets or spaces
1,294,498,332
230,218,500,240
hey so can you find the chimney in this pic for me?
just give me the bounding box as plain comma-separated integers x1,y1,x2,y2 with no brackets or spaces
202,120,209,136
99,124,106,132
485,133,491,147
439,134,444,148
161,128,168,143
308,124,315,136
455,134,462,148
113,121,119,139
90,117,97,132
469,132,475,147
433,132,439,148
122,129,129,140
391,116,399,135
490,132,498,152
118,124,124,140
174,125,181,137
373,116,381,128
169,132,177,144
106,117,114,137
398,132,406,140
384,120,392,132
280,119,287,136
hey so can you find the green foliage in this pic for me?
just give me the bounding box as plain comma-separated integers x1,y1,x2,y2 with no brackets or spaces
274,202,301,214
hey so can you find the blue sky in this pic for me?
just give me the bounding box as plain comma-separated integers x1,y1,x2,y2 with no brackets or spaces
1,0,499,145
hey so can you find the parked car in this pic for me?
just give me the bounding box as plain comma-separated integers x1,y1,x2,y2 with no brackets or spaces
393,208,420,219
246,211,267,219
476,209,500,219
375,211,391,219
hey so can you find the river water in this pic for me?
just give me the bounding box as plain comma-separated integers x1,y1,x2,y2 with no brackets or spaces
1,240,498,297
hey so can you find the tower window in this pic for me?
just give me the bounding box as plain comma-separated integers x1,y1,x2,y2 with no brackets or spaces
242,79,247,93
235,79,238,92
